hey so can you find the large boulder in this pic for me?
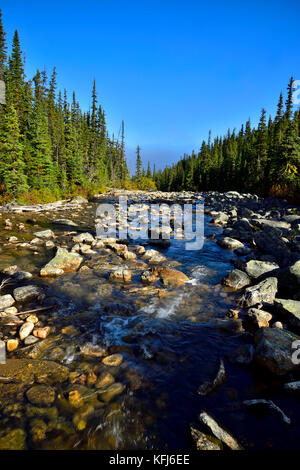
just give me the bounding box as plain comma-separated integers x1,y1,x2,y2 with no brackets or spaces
222,269,251,290
254,327,300,375
274,299,300,329
13,285,45,303
238,277,278,307
40,247,83,277
245,260,279,279
34,229,54,239
72,232,95,244
217,237,244,250
254,227,290,265
278,261,300,295
156,267,189,286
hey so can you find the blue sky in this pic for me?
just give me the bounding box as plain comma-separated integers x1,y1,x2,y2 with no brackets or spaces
1,0,300,171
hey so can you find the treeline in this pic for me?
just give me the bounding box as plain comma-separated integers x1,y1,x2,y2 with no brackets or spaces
0,10,130,203
154,78,300,199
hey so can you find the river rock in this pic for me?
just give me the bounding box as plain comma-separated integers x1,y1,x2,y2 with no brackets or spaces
283,380,300,391
227,344,254,364
245,308,272,329
19,321,35,340
217,237,244,250
254,227,290,264
198,412,243,450
95,371,115,389
0,359,69,385
6,338,19,352
197,359,226,395
71,196,88,204
33,326,51,339
29,418,47,442
245,260,279,279
73,404,94,431
13,285,45,303
222,269,251,290
73,232,95,244
243,399,291,425
254,327,300,375
102,353,123,367
80,343,107,357
274,299,300,329
40,247,83,276
190,426,222,450
141,270,158,284
52,218,77,227
34,229,55,239
26,384,55,406
109,268,131,282
0,429,26,450
143,249,167,264
0,294,15,311
157,267,189,286
237,277,278,307
99,382,125,402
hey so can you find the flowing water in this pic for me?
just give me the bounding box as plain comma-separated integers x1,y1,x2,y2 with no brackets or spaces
0,198,300,450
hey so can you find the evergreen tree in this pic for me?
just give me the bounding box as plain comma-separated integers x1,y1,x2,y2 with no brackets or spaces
0,103,27,194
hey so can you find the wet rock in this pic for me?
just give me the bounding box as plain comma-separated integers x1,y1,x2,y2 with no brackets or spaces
272,321,283,329
0,294,15,311
33,326,51,339
99,382,125,402
143,249,167,264
40,247,83,277
80,343,107,358
61,325,80,336
283,380,300,391
26,404,58,420
68,389,84,408
245,260,279,279
254,327,300,375
0,429,26,450
190,426,222,450
245,308,272,329
73,232,95,244
136,245,146,255
95,371,115,389
26,384,56,406
227,344,254,364
34,229,55,239
24,335,39,345
157,267,189,286
19,321,35,340
217,237,244,250
238,277,278,307
102,353,123,367
52,218,77,227
6,338,19,352
222,269,251,290
0,359,69,384
73,404,94,431
198,412,243,450
26,314,39,324
141,270,158,284
29,418,47,441
197,359,226,395
274,299,300,329
122,250,137,260
211,212,229,226
109,268,132,282
243,399,291,425
4,306,18,315
13,285,45,303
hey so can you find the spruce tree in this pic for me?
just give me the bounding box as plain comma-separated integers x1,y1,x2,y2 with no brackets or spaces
0,9,7,80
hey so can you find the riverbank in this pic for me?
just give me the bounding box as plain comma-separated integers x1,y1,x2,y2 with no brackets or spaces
0,189,299,450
